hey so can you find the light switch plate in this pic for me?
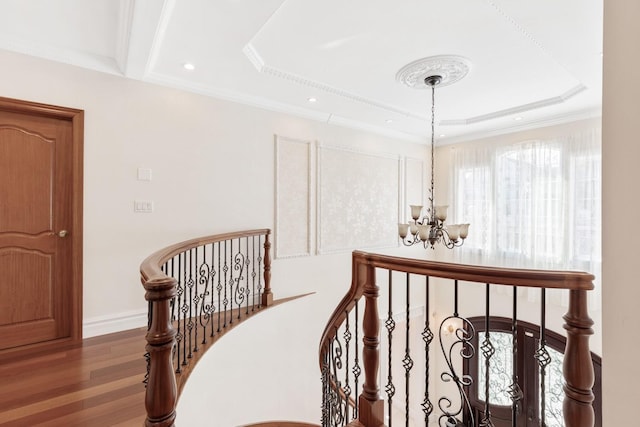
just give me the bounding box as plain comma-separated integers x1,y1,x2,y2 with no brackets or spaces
137,168,152,181
134,200,154,213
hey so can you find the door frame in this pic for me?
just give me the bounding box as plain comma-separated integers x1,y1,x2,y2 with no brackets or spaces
0,96,83,358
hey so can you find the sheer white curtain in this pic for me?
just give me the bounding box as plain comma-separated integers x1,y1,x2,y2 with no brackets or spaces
449,128,602,306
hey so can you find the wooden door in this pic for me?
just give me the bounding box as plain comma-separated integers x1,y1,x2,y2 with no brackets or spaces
0,97,83,354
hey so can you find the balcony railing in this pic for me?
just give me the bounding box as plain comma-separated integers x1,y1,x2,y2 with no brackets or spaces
319,251,595,427
141,229,272,427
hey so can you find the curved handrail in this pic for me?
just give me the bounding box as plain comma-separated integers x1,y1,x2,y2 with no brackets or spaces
142,229,272,427
351,251,594,290
141,229,271,282
319,250,595,427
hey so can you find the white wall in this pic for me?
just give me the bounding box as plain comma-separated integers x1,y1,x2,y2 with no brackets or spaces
0,49,427,423
602,1,640,425
0,49,425,333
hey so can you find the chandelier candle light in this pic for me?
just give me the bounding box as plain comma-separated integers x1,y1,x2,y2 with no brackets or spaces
398,74,469,249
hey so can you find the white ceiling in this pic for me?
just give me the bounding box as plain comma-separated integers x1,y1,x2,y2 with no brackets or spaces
0,0,603,143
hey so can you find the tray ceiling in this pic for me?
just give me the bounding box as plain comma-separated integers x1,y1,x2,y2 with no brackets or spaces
0,0,603,143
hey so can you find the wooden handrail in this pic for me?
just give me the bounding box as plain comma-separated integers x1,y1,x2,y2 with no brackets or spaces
141,228,270,281
319,251,595,427
141,229,272,427
352,251,594,290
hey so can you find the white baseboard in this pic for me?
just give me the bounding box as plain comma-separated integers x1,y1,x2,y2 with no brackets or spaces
83,309,148,338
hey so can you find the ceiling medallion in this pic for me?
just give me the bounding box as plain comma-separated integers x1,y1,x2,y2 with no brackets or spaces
396,55,471,89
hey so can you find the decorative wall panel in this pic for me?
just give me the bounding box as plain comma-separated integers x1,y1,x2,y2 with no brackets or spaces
318,146,400,253
275,136,312,258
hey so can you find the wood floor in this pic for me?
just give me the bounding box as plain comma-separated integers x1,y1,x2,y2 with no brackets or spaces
0,327,148,427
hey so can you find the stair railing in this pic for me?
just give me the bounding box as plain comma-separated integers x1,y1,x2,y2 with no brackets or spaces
319,250,595,427
141,229,272,427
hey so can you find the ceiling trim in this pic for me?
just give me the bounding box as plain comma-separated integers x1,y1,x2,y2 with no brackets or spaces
144,70,423,142
115,0,135,74
146,70,330,122
144,0,177,77
244,43,591,133
243,43,427,121
124,0,176,80
441,84,587,125
440,107,601,145
0,35,121,75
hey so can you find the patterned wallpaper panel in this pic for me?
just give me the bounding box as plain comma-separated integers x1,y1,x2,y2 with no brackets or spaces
275,136,424,257
317,146,400,254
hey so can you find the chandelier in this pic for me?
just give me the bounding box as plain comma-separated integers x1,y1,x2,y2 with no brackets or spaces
398,75,469,249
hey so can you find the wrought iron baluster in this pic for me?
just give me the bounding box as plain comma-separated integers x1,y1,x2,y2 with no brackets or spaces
216,241,222,333
198,244,212,344
479,284,495,427
331,328,345,426
209,243,216,338
169,258,175,323
385,270,396,427
403,273,414,427
422,276,434,425
231,237,247,320
229,239,234,324
251,236,257,311
187,249,195,358
223,240,228,328
180,251,188,368
508,286,523,427
353,299,361,420
257,235,263,307
438,279,475,427
322,349,330,427
245,236,250,315
344,309,352,422
193,247,199,352
535,289,551,427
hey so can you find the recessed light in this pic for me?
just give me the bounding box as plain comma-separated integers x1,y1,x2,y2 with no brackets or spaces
514,116,523,121
307,97,317,103
183,63,195,71
385,119,393,123
439,134,446,138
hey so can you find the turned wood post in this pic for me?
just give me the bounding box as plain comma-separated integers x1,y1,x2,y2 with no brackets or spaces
358,261,384,427
261,230,273,306
563,289,595,427
143,277,178,427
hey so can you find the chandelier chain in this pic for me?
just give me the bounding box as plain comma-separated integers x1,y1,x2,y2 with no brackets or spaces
430,84,436,217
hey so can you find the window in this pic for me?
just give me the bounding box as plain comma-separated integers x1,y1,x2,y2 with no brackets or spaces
450,130,601,292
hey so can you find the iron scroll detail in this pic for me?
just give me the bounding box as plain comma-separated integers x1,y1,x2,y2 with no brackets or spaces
438,315,476,427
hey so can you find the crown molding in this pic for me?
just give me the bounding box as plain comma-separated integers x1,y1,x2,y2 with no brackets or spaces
0,35,121,76
439,107,601,146
144,0,177,77
243,42,426,121
144,71,424,142
327,115,424,143
145,71,330,121
114,0,135,75
441,84,587,126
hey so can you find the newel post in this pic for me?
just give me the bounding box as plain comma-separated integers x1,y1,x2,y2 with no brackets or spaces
143,277,178,427
563,289,595,427
261,230,273,306
358,261,385,427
